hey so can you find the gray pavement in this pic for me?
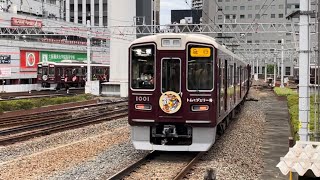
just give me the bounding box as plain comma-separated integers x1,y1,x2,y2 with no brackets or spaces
261,90,291,180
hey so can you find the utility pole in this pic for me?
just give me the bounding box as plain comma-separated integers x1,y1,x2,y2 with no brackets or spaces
280,39,284,88
298,0,311,141
274,55,277,87
86,20,91,93
265,59,267,82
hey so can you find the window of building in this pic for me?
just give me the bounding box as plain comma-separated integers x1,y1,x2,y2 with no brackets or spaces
279,14,284,18
295,4,299,9
255,40,260,43
262,40,267,43
255,5,260,10
286,40,291,43
240,15,245,19
225,6,230,10
279,4,284,9
255,14,260,19
262,66,265,74
287,5,291,9
218,0,222,2
232,14,236,19
271,5,275,9
271,14,275,18
233,6,237,10
262,5,267,9
286,33,291,36
247,33,252,36
285,67,291,76
248,14,252,18
270,40,275,43
226,15,230,19
248,6,252,10
247,40,252,43
240,6,245,10
217,15,222,20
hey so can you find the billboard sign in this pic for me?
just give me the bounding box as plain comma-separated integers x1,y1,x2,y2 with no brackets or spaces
0,55,11,64
0,68,11,77
11,17,42,28
20,50,40,71
40,51,87,62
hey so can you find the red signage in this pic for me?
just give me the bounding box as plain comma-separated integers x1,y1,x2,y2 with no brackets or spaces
20,50,40,71
11,17,42,28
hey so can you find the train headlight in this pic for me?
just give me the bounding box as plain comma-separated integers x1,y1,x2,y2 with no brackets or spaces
161,38,181,47
135,104,152,111
191,105,209,111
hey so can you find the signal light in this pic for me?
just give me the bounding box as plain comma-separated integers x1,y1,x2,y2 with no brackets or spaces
135,104,152,111
191,105,209,111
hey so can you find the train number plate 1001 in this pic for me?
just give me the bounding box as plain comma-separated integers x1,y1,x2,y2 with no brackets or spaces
135,96,150,102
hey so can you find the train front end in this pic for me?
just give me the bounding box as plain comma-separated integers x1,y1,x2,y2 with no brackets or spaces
128,34,217,151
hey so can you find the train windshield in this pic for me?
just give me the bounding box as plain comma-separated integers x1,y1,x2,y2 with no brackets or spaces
131,45,155,90
161,58,181,93
37,67,42,74
187,46,214,91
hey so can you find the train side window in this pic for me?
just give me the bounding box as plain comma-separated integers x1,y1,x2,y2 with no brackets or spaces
49,67,55,75
130,45,155,90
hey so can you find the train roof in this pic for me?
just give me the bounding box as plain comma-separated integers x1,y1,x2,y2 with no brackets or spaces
130,33,246,64
38,61,110,67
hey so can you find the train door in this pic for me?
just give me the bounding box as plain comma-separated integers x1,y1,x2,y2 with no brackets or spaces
224,59,228,111
157,54,185,121
217,58,221,116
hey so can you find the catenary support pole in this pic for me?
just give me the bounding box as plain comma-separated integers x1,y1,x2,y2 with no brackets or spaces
274,55,277,87
86,20,91,90
298,0,311,141
280,39,284,88
265,59,267,82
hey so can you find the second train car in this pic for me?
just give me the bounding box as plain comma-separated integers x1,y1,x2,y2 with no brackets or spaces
128,34,251,151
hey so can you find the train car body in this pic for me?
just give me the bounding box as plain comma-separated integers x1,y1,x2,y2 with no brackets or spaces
37,60,109,89
128,34,251,151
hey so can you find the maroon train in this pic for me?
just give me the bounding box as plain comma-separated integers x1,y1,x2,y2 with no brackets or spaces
37,60,109,90
128,34,251,151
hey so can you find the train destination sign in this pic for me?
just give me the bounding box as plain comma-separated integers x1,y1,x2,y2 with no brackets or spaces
190,48,211,57
0,55,11,64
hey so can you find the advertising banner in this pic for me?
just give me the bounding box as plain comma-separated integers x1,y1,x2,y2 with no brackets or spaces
11,17,42,28
20,50,40,72
0,55,11,64
40,51,87,63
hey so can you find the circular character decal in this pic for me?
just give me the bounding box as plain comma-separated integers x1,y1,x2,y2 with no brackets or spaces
26,53,36,67
159,91,182,114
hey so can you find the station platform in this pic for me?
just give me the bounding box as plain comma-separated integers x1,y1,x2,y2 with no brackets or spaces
257,82,291,179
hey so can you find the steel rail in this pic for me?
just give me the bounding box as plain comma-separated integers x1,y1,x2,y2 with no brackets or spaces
107,151,203,180
0,99,127,121
0,108,128,145
0,104,128,136
107,151,157,180
173,152,205,180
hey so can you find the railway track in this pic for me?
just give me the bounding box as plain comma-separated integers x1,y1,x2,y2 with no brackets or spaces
108,151,205,180
0,100,128,145
0,89,84,101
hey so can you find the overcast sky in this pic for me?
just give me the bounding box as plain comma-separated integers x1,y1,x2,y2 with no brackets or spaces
160,0,192,25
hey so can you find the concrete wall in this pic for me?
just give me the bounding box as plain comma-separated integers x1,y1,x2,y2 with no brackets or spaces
0,84,40,93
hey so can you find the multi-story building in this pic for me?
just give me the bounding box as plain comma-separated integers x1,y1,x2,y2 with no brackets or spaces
0,0,108,92
192,0,203,10
201,0,312,77
66,0,160,27
171,9,202,24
